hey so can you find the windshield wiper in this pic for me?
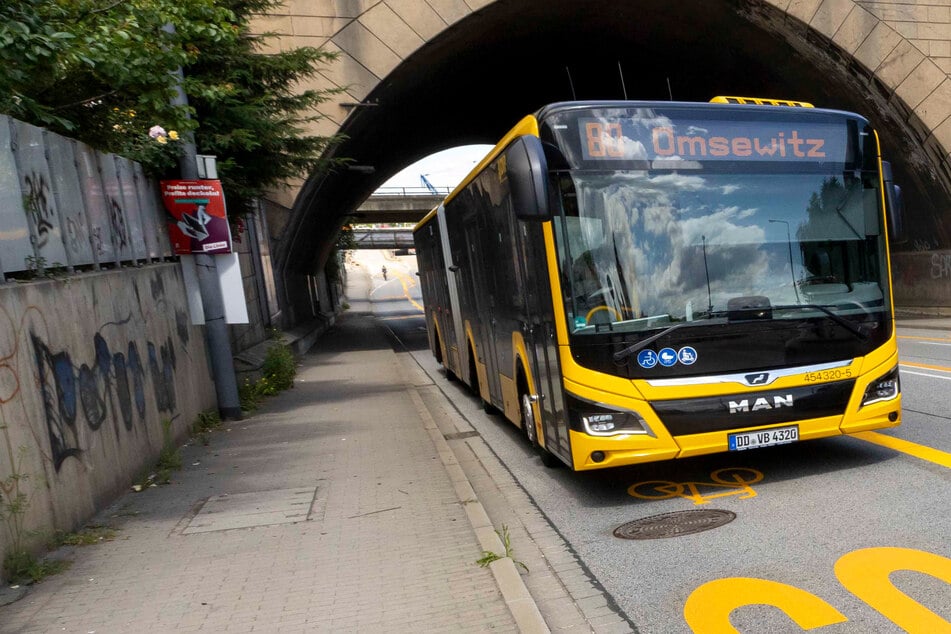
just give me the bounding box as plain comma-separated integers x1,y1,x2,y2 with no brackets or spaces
771,304,869,341
613,322,692,363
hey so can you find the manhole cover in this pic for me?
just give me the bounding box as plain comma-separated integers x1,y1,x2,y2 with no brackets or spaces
614,509,736,540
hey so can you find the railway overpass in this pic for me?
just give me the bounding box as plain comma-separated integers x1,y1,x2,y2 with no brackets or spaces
351,228,415,250
352,188,444,224
252,1,951,323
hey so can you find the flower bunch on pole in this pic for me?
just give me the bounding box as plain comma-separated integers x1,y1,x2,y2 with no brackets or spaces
149,125,180,145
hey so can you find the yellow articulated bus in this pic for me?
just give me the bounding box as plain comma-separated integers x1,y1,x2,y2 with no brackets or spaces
413,98,903,471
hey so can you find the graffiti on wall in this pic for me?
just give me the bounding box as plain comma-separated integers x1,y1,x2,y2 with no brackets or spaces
931,253,951,280
0,275,190,473
17,167,136,269
23,172,56,250
109,198,129,252
30,331,178,470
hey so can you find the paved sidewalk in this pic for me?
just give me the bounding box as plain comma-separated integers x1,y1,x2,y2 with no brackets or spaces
895,316,951,331
0,311,546,633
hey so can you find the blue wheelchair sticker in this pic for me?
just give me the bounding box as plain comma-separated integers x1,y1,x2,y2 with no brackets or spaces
637,349,658,369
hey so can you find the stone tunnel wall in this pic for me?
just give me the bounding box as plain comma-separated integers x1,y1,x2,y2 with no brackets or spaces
255,0,951,309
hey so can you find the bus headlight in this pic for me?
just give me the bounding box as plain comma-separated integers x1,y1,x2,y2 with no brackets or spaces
567,395,648,436
861,367,900,407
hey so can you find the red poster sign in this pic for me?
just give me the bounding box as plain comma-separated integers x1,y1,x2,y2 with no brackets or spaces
161,180,232,255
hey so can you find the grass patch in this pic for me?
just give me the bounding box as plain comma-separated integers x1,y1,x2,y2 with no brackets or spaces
239,337,297,412
51,525,117,547
259,341,296,394
3,550,71,584
191,410,221,446
475,525,528,573
154,418,182,484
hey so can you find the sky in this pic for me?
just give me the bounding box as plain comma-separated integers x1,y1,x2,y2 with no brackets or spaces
377,144,493,192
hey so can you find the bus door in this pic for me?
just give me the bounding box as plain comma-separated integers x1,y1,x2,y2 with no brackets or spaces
436,205,463,374
517,220,569,463
463,207,502,399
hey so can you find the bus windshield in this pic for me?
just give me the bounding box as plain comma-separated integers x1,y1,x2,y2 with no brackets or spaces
553,168,890,336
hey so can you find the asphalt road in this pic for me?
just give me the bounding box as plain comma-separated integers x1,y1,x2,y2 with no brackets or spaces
351,250,951,634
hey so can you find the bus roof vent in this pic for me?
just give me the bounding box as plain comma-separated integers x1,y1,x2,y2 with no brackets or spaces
710,96,814,108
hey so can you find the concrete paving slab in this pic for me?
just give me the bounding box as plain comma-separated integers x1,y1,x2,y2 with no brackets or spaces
183,487,318,533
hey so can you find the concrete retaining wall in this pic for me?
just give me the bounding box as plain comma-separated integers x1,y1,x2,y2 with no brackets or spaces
892,251,951,306
0,264,216,575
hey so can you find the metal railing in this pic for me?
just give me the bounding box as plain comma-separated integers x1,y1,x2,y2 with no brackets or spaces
351,229,415,249
371,186,452,197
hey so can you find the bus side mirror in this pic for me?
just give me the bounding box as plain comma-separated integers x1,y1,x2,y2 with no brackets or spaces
882,161,904,240
507,135,551,221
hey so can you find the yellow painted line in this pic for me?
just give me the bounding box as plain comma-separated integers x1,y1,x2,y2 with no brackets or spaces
853,431,951,469
368,269,424,313
900,360,951,373
898,335,951,343
393,270,424,313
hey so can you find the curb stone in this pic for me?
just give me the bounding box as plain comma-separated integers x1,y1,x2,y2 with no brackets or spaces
408,387,551,633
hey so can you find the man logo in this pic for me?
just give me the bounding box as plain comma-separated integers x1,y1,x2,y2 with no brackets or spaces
729,395,794,413
746,372,770,385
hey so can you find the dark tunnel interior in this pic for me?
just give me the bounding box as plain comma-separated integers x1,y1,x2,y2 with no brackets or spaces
284,0,950,275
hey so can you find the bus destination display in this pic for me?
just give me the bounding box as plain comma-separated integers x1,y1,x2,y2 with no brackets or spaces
579,117,850,164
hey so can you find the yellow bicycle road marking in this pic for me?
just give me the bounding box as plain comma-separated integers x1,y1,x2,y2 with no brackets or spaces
836,547,951,633
684,577,848,633
629,468,763,505
853,431,951,469
685,547,951,633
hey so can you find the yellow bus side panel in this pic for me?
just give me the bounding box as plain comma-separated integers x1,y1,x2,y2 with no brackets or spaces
432,314,448,369
500,374,518,424
448,345,460,374
463,320,491,403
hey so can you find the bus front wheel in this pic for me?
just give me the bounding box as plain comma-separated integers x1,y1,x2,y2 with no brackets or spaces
520,393,561,468
521,393,538,445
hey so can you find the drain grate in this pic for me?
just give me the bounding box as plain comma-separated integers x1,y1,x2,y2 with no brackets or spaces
614,509,736,540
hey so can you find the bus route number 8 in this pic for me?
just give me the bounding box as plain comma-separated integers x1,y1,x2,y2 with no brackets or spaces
585,122,624,158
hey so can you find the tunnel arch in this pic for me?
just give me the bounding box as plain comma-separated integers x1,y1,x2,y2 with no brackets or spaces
260,0,951,317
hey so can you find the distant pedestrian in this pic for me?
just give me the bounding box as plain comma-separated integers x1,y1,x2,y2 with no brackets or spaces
382,265,388,280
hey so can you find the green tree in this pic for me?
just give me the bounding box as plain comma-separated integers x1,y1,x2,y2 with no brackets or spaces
0,0,342,216
184,0,344,215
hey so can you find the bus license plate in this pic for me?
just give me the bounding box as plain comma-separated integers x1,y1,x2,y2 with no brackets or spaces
728,425,799,451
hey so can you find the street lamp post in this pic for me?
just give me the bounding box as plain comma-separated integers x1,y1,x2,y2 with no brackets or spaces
165,23,242,420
